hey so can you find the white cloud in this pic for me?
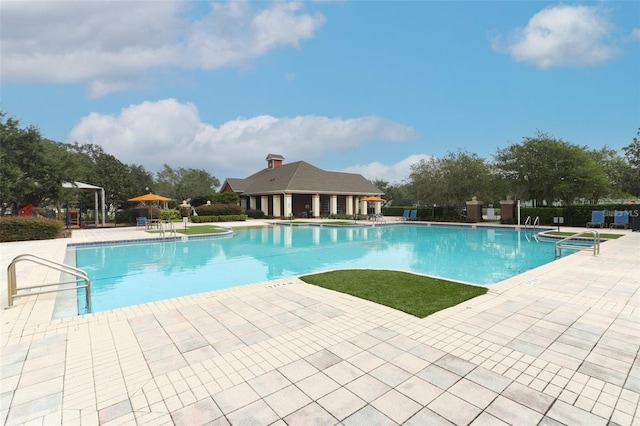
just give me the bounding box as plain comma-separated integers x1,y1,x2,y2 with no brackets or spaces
492,5,619,68
1,1,325,97
69,99,417,179
341,154,431,185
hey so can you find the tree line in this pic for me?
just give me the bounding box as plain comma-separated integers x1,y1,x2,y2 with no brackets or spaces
375,130,639,208
0,112,224,215
1,111,638,215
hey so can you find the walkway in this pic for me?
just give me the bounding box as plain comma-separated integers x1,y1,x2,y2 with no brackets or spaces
1,223,638,425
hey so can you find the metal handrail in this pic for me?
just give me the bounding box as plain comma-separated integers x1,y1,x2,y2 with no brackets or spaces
524,215,540,230
7,254,91,313
160,220,178,239
555,230,600,258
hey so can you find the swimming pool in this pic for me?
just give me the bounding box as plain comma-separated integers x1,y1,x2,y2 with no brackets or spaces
72,224,567,313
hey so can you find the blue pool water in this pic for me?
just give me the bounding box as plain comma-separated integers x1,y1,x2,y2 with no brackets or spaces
73,224,567,312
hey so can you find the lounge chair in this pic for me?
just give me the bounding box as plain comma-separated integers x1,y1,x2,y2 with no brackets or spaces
400,209,410,220
586,210,606,228
610,210,629,229
408,209,417,220
136,217,147,228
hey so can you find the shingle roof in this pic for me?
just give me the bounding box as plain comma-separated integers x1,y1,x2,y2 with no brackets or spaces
227,161,382,196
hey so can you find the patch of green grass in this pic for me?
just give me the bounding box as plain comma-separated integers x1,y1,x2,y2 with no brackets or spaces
148,225,228,235
300,270,487,318
545,231,623,239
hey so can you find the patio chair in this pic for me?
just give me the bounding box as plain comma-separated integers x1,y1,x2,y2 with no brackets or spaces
586,210,606,228
610,210,629,229
408,209,418,220
136,217,147,228
400,209,410,220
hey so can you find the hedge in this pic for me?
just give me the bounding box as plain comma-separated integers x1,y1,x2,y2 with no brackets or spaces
0,217,64,242
191,214,247,223
522,204,636,227
195,203,243,216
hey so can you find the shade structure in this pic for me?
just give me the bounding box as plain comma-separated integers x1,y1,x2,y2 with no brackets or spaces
62,181,106,227
127,193,172,221
360,196,386,203
127,193,172,202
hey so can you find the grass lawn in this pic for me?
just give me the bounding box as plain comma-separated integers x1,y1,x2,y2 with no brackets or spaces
148,225,228,235
300,269,488,318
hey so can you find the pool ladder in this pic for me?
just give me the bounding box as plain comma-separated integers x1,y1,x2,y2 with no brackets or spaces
6,254,91,313
554,230,600,259
159,220,178,239
524,215,539,230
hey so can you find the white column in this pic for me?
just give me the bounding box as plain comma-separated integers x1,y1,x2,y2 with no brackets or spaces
312,194,320,218
261,196,269,216
346,196,353,215
361,200,367,216
284,193,292,218
272,194,281,218
330,195,338,215
375,202,382,215
249,197,256,210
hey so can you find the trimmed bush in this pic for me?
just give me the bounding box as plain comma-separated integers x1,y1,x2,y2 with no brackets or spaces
195,203,243,216
0,217,64,242
191,214,247,223
246,209,266,219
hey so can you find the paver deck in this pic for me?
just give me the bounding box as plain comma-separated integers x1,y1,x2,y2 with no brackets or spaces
1,221,638,425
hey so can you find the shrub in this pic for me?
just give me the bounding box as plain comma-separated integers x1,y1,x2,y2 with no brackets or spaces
196,203,243,216
246,209,266,219
191,214,247,223
0,217,64,242
160,209,181,221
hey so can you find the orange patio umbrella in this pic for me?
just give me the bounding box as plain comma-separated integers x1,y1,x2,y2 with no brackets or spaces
127,193,172,203
127,193,172,220
361,195,386,203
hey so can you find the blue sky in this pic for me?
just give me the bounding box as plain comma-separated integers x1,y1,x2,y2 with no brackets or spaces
2,1,638,184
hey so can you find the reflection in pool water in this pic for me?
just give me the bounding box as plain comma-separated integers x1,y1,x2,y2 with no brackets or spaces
73,224,567,312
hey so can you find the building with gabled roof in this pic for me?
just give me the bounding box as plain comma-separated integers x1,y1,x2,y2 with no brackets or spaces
221,154,384,218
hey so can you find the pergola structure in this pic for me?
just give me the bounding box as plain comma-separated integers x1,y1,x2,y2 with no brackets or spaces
62,181,106,227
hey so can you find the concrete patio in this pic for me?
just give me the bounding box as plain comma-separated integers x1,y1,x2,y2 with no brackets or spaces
1,222,638,425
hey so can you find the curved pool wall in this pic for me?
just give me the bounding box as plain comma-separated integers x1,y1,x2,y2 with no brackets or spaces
72,223,567,313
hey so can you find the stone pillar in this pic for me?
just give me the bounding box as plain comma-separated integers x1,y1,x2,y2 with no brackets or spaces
272,194,281,218
312,194,320,218
500,198,515,224
346,196,353,215
466,197,483,223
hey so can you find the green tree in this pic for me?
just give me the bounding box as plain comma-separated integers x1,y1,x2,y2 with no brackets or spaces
155,165,220,204
0,113,75,212
66,143,153,208
439,150,494,207
494,131,607,205
408,156,442,206
407,151,495,207
621,128,640,197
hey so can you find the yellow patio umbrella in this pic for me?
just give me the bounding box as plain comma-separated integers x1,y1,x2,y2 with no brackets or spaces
127,193,172,220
